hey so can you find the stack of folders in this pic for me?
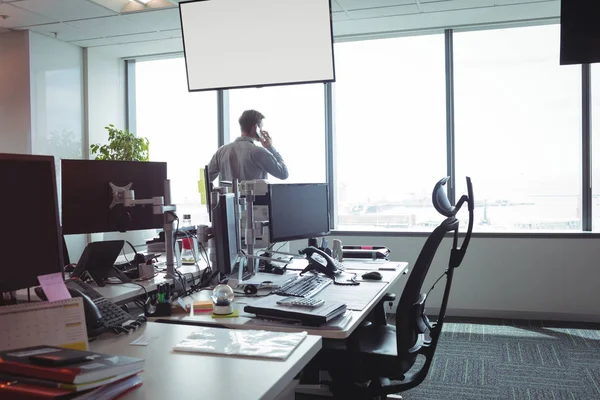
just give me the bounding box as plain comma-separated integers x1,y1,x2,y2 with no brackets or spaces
0,346,144,399
244,295,347,326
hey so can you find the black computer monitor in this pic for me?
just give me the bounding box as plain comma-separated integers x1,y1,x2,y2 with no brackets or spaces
268,183,330,243
0,154,63,292
211,192,239,276
61,160,167,235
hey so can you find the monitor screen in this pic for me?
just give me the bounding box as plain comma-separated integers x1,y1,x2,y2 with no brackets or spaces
61,160,167,235
179,0,335,91
560,1,600,65
212,192,239,275
0,154,63,292
268,183,330,242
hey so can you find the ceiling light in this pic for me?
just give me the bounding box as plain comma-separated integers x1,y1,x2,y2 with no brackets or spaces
122,0,176,13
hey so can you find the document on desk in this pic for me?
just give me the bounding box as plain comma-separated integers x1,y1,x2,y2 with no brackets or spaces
173,327,307,360
314,281,387,311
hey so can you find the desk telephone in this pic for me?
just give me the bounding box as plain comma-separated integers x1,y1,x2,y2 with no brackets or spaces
36,279,131,337
299,246,339,278
299,246,359,286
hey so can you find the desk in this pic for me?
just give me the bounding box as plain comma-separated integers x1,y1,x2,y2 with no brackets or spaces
158,261,409,339
93,263,206,304
90,322,322,400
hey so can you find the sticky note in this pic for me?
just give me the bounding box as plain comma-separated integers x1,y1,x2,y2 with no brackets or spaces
37,273,71,302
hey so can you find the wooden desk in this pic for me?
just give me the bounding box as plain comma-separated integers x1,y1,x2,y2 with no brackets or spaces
157,262,409,339
90,322,322,400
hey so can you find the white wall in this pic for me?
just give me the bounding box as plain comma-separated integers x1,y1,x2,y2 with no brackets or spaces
0,31,31,154
28,32,88,261
291,235,600,322
85,47,126,149
84,47,156,249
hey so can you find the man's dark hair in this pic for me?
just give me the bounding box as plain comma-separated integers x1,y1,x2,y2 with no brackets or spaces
238,110,265,134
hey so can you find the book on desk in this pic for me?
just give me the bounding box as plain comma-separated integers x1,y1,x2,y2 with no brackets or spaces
244,295,347,326
0,345,144,399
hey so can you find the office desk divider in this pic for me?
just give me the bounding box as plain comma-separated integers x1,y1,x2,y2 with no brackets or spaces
173,327,307,360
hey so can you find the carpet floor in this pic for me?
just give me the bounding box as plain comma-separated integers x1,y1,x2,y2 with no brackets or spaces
400,317,600,400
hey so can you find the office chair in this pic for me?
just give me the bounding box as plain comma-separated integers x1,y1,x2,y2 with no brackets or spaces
315,176,474,399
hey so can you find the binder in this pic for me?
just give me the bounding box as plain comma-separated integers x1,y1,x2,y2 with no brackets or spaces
244,295,347,326
0,298,88,352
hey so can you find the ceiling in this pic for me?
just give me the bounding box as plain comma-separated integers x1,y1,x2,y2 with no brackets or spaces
0,0,560,58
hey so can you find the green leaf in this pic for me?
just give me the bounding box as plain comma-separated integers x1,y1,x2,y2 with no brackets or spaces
89,125,150,162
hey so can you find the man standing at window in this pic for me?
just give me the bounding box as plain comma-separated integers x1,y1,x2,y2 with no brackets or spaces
208,110,289,182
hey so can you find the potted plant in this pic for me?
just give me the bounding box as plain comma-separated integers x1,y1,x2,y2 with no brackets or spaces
90,124,150,161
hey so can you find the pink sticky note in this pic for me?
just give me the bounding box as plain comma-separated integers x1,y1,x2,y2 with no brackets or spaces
37,273,71,302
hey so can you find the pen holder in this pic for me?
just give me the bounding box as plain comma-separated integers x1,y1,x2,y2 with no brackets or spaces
146,302,172,317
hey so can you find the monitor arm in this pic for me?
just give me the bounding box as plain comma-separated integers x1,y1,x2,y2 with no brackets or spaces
109,181,178,280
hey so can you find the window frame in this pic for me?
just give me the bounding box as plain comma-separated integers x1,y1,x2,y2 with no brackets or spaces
125,19,599,237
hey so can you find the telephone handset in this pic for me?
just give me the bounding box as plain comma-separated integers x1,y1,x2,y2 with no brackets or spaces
255,125,264,141
299,246,338,279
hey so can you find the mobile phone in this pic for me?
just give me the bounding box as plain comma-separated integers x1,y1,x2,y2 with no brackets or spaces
255,125,264,140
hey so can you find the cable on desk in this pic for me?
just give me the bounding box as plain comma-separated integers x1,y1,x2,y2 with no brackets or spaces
105,281,149,304
199,243,211,268
333,272,360,286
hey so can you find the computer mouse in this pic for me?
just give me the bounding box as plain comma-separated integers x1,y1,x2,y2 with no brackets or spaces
362,271,383,281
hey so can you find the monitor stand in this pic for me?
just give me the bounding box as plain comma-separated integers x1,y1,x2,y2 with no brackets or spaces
235,256,257,282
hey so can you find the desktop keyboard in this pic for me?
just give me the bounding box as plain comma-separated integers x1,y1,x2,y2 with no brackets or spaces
274,275,332,298
96,298,132,327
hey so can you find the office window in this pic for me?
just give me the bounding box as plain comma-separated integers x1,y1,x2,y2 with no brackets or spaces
135,57,218,224
592,65,600,230
454,25,582,231
333,35,447,231
228,84,326,183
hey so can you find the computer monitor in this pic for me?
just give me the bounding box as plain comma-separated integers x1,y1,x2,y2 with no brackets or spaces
0,154,63,292
268,183,330,243
211,192,239,276
61,160,167,235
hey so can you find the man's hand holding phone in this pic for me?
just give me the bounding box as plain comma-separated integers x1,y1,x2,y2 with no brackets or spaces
255,125,272,148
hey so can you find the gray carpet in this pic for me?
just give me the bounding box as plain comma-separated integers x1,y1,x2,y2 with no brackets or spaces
401,317,600,400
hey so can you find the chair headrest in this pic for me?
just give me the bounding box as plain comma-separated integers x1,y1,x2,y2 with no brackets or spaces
432,177,455,217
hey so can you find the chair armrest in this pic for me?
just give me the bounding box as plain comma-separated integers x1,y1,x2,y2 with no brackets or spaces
381,293,396,302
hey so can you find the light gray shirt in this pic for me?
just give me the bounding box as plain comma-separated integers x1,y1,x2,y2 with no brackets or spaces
208,136,289,182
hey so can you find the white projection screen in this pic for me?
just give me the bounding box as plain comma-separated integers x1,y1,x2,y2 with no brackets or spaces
179,0,335,92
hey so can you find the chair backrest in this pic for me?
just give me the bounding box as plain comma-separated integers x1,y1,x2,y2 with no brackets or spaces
392,176,474,389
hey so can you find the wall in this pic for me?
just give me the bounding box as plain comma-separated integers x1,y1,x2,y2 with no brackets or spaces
0,31,31,154
84,47,156,249
85,47,126,150
28,32,87,261
291,235,600,322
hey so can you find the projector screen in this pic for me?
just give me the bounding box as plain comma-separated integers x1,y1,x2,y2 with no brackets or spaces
179,0,335,92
